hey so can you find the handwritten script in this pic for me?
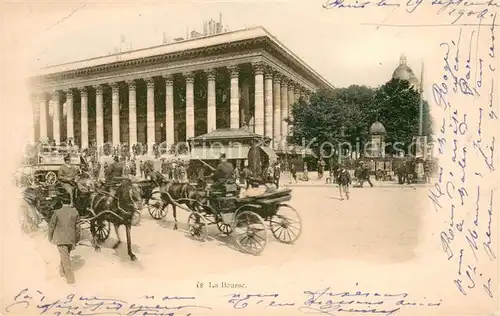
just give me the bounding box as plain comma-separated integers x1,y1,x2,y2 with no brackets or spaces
321,0,499,24
4,287,442,315
4,288,212,316
429,11,498,299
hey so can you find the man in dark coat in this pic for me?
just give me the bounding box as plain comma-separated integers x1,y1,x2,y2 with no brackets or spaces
105,156,124,181
359,162,373,188
336,166,351,200
212,153,235,191
213,154,234,182
48,205,80,284
58,155,79,207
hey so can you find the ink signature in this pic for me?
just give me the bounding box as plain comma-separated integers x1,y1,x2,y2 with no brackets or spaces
321,0,499,24
298,287,441,316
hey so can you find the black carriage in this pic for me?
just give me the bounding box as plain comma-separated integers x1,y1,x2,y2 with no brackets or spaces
20,178,140,242
185,183,301,255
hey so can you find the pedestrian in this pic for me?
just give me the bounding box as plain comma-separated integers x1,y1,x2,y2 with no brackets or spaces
317,158,325,179
233,164,240,184
302,163,309,181
48,205,80,284
273,162,281,188
336,166,351,200
290,164,297,183
359,162,373,188
139,160,144,178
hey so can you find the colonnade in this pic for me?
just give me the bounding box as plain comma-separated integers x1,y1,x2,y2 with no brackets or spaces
34,62,312,152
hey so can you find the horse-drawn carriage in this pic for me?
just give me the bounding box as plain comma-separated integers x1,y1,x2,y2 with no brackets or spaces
21,175,143,259
145,143,301,255
16,146,80,187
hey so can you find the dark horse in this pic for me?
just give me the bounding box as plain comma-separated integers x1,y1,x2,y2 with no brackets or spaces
146,170,206,230
87,178,143,260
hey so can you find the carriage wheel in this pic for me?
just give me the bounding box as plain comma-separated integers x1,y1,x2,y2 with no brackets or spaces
132,211,141,226
270,204,302,244
45,171,57,185
188,212,207,241
90,220,111,242
233,210,267,255
217,221,233,235
147,201,167,219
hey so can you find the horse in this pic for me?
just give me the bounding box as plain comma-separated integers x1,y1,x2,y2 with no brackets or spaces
87,178,143,260
159,180,207,230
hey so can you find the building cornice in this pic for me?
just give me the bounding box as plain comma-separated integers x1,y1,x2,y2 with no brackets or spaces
30,27,333,91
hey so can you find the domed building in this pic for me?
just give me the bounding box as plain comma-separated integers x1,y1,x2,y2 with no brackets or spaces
368,121,386,158
392,54,419,88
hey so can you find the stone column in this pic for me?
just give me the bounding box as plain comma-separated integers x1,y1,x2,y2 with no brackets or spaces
95,85,104,149
206,69,216,133
80,87,89,149
111,82,120,145
252,62,265,135
280,79,289,147
294,88,301,103
65,89,74,141
288,83,295,136
273,74,282,148
164,75,175,146
127,80,137,147
51,91,61,145
264,69,273,138
185,72,195,140
145,78,156,153
30,99,38,144
228,65,240,129
38,94,48,142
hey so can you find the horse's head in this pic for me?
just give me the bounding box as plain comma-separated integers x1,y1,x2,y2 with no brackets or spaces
117,178,143,211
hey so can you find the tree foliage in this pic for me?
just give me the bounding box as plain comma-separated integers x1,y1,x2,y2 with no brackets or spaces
288,79,432,156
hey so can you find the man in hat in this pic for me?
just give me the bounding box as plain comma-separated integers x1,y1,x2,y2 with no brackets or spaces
336,165,351,200
58,155,79,207
212,153,234,190
48,204,80,284
105,156,124,183
359,161,373,188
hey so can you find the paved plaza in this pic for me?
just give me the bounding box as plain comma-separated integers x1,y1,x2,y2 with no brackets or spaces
9,180,429,285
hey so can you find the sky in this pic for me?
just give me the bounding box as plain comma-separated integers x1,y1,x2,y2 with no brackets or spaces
3,0,463,92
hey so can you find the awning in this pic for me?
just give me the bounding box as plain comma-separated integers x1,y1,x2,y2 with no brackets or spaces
260,146,278,162
191,146,250,160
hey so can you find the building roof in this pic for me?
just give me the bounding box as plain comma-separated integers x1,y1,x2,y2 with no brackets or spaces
189,128,271,141
30,26,333,91
370,121,386,135
392,54,419,87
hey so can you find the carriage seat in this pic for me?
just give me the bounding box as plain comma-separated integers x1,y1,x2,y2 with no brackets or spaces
209,182,239,197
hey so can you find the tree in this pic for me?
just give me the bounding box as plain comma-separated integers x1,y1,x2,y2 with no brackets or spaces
287,81,432,157
366,79,422,154
288,88,363,157
330,85,375,145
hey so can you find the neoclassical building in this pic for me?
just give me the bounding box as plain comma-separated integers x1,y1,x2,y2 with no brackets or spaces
28,26,333,152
